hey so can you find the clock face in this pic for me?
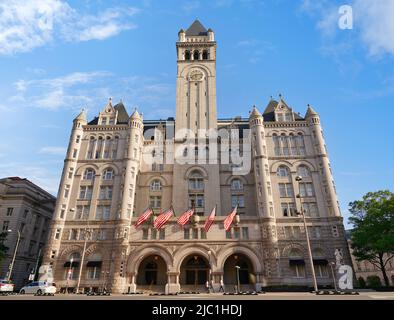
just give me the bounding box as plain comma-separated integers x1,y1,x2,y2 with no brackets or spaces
188,69,204,81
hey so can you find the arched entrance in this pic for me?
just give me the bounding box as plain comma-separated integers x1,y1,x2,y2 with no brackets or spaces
136,255,167,293
223,253,255,292
180,255,210,292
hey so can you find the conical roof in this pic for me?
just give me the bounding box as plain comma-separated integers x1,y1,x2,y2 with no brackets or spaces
249,105,262,118
186,19,208,36
305,105,319,118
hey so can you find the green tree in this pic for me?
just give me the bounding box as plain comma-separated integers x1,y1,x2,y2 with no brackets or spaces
349,190,394,287
0,232,9,263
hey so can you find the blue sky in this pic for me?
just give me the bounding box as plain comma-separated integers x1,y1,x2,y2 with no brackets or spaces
0,0,393,228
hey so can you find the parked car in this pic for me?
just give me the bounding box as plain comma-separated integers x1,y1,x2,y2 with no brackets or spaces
19,281,56,295
0,279,14,293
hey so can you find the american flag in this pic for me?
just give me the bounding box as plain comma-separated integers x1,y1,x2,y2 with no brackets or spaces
204,206,216,232
154,208,174,230
177,209,194,226
224,206,237,231
134,208,153,228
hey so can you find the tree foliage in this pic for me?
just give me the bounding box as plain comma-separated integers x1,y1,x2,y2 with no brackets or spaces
349,190,394,286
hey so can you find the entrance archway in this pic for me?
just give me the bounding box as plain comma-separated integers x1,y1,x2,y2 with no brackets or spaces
180,255,210,292
223,253,255,291
136,255,167,293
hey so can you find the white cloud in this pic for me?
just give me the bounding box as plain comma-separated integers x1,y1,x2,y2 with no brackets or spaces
39,146,67,156
182,1,200,13
0,1,140,55
301,0,394,57
353,0,394,57
6,71,173,114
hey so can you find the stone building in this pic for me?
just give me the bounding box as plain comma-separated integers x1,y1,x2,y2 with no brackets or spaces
42,20,352,294
0,177,56,289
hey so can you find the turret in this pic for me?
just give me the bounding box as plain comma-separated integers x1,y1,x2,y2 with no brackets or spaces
178,29,186,42
208,28,215,42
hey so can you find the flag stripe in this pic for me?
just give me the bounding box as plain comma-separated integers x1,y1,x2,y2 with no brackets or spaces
224,206,237,231
134,208,153,228
154,208,174,230
204,207,216,233
177,209,194,226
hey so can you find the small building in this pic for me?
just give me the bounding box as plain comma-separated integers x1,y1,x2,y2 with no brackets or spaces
0,177,56,289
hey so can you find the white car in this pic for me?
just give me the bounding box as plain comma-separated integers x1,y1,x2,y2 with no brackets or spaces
0,279,14,293
19,281,56,295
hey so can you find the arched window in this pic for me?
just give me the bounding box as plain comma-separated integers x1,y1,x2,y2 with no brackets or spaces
185,50,191,60
202,50,208,60
273,134,281,156
188,171,204,190
288,248,305,278
83,168,95,180
193,50,199,60
280,133,289,156
86,253,102,280
103,136,111,159
231,179,243,191
297,165,310,178
95,136,103,159
64,252,81,281
150,180,162,191
102,168,114,180
277,166,290,178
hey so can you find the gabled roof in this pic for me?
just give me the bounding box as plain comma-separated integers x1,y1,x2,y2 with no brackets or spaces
114,102,129,124
263,98,304,122
186,19,208,36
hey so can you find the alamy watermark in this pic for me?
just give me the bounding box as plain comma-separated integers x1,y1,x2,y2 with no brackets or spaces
338,5,353,30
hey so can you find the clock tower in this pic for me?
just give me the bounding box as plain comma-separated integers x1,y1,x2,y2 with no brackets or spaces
175,20,217,133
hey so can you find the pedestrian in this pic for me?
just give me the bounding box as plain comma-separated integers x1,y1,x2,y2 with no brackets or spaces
205,280,210,293
219,279,225,293
210,279,215,293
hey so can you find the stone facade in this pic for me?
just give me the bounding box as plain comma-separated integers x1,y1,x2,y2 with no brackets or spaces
42,20,352,294
0,177,56,289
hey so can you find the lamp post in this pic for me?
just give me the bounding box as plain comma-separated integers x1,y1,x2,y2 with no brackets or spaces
76,228,92,294
235,266,241,294
295,176,318,293
6,229,21,283
330,262,338,291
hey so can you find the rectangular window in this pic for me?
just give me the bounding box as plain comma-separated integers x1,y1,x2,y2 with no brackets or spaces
200,229,207,239
184,228,190,240
50,250,56,259
54,228,61,240
279,183,294,197
234,227,240,239
76,135,80,143
242,227,249,239
231,195,245,208
79,186,93,199
2,221,9,231
70,229,78,240
159,229,165,240
192,228,199,239
96,206,111,220
142,229,148,240
300,183,314,197
290,264,305,278
72,149,78,158
64,185,70,198
225,230,232,239
281,203,296,217
151,229,157,240
149,196,161,209
6,208,13,216
302,202,318,217
99,186,113,200
75,205,90,220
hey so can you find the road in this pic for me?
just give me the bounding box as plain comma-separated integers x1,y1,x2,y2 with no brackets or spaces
1,291,394,300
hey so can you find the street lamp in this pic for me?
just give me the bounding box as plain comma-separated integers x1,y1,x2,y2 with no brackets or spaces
235,265,241,294
6,229,21,283
207,250,212,292
295,175,318,293
329,262,338,291
76,228,92,294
